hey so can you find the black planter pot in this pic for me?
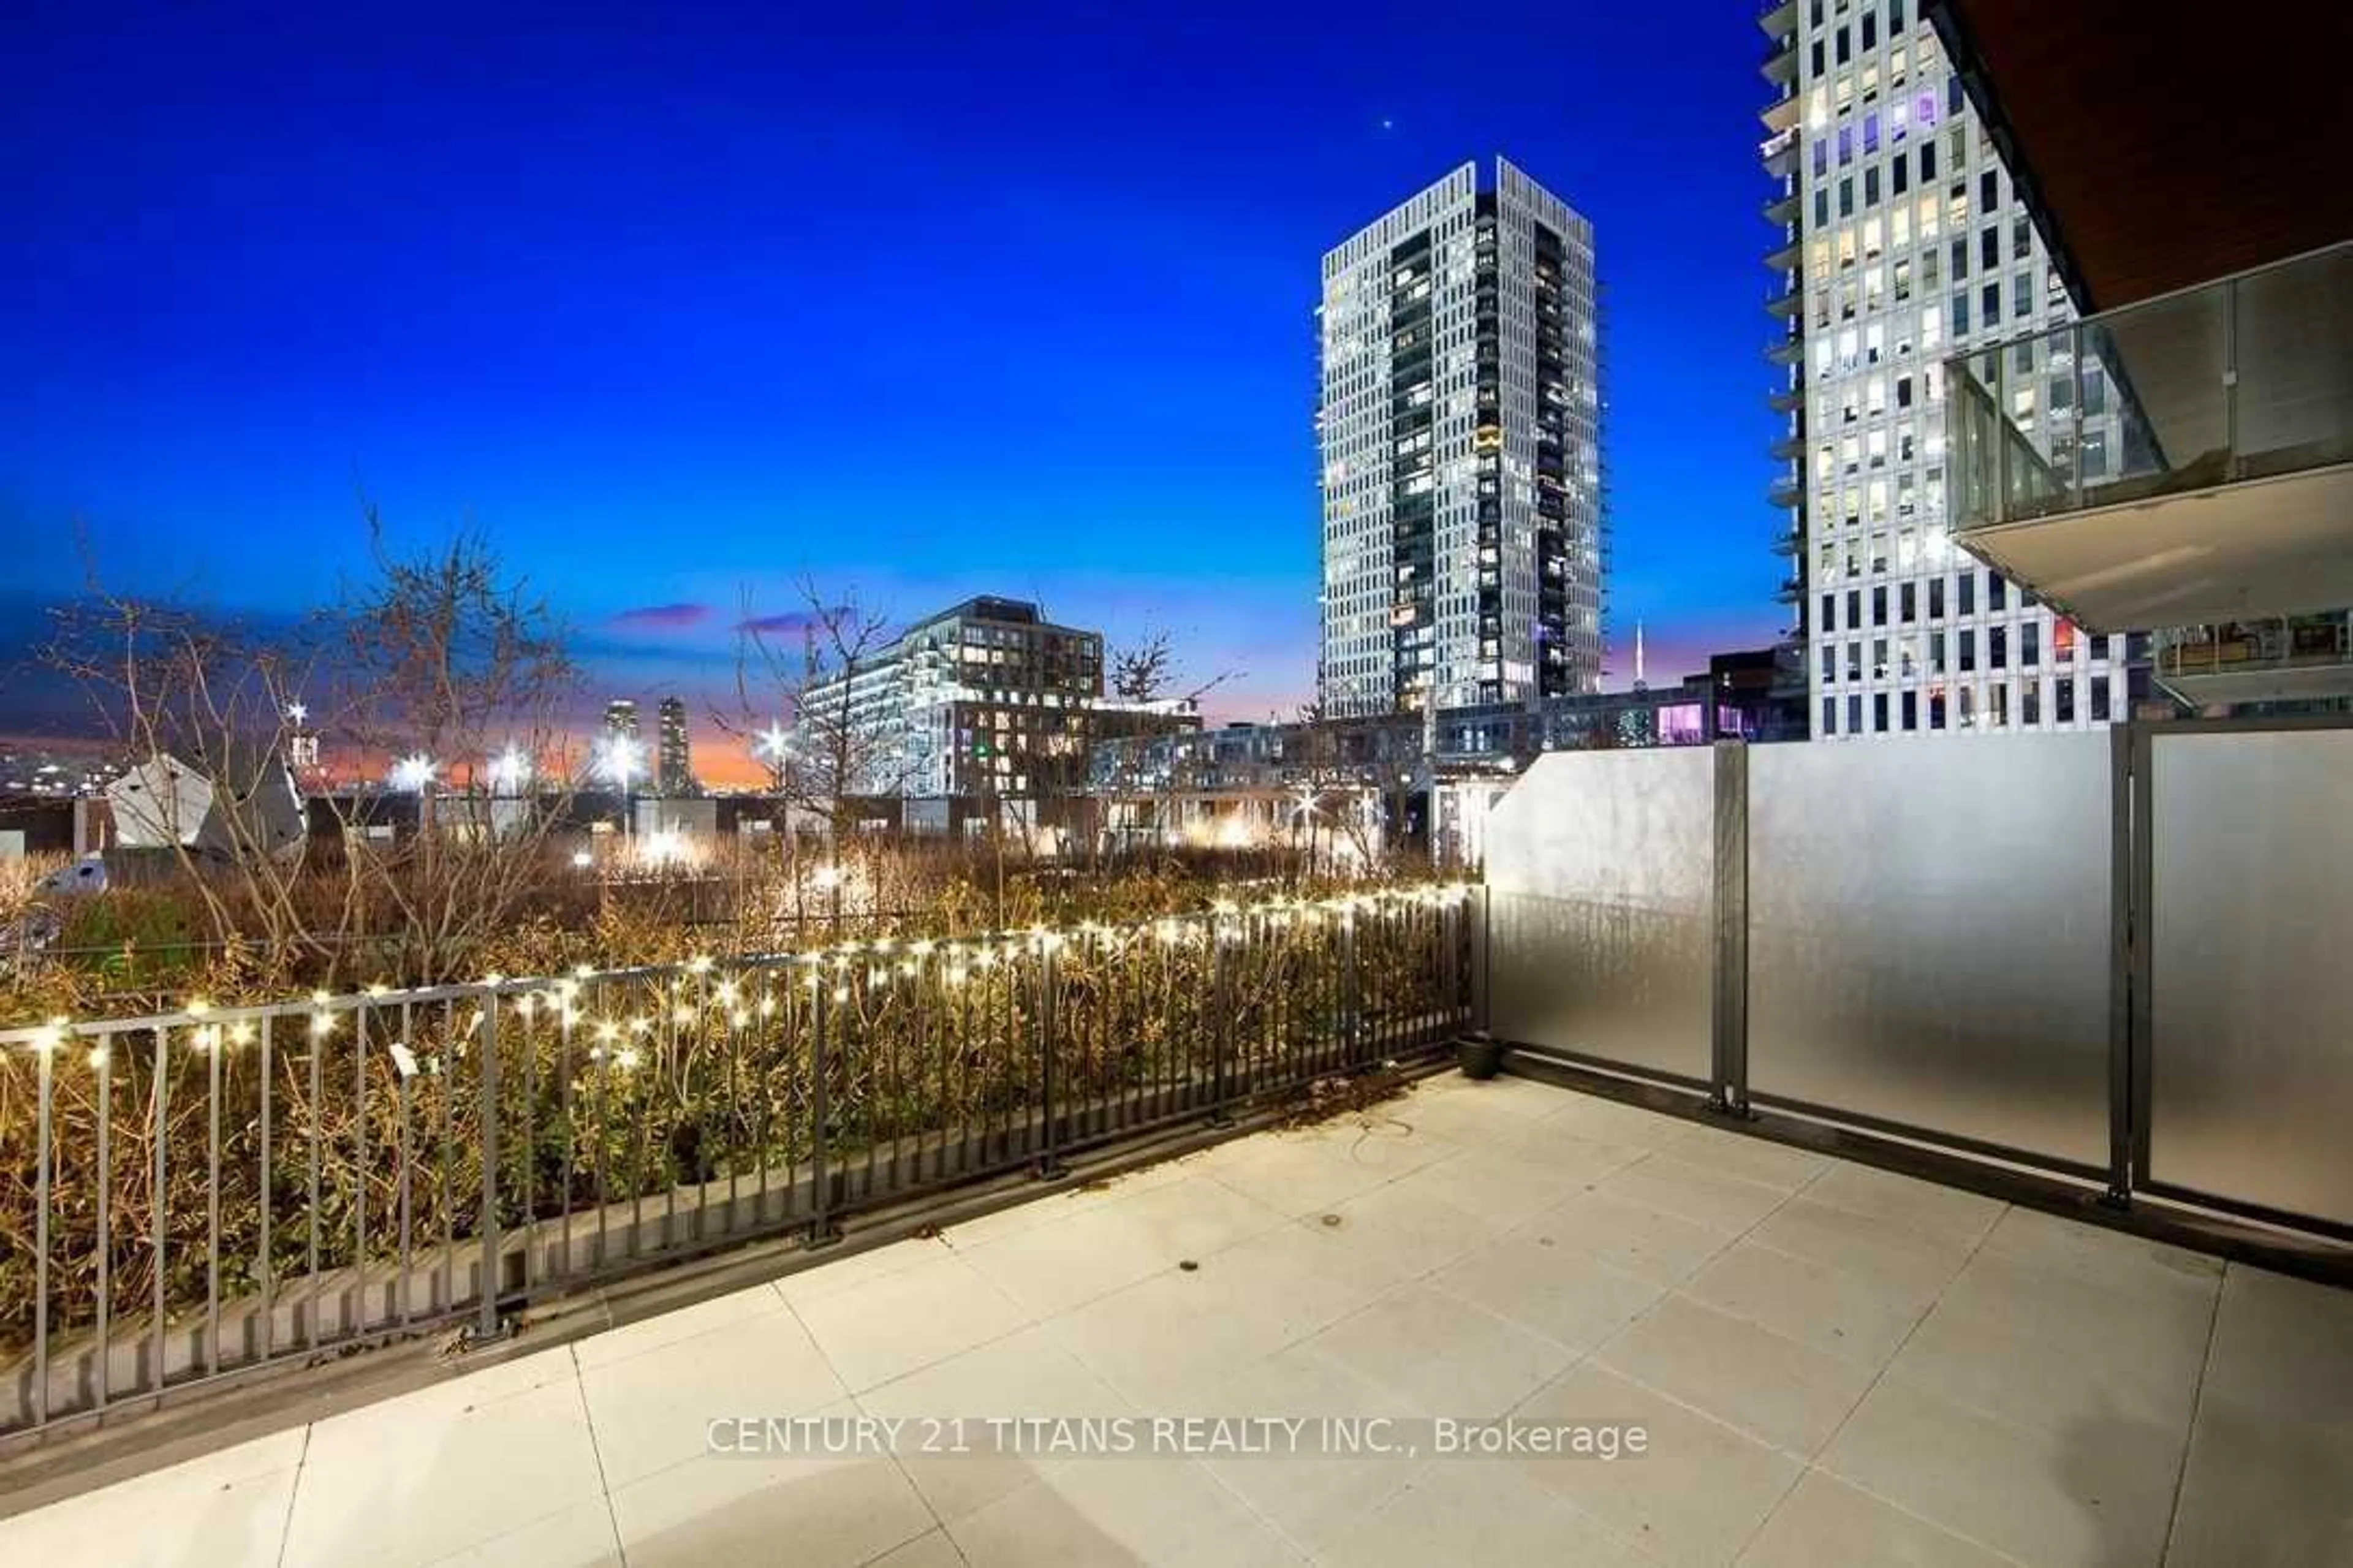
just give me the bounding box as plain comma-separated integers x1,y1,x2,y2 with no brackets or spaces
1458,1033,1504,1081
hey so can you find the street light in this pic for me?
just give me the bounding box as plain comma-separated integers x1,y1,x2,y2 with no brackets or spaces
388,754,437,793
754,722,790,792
594,734,644,835
487,744,531,796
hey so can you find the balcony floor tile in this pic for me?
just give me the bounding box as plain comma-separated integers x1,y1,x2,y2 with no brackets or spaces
6,1070,2352,1568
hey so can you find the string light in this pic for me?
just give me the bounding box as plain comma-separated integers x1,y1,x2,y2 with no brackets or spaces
7,884,1478,1059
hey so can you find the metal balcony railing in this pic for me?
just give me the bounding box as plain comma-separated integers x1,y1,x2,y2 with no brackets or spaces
2152,614,2353,702
0,891,1476,1442
1947,240,2353,536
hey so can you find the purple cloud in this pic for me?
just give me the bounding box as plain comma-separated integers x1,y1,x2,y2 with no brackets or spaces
607,602,711,632
734,607,855,636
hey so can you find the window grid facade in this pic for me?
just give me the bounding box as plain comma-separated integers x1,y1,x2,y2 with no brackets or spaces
795,597,1108,799
1764,0,2134,740
1320,159,1602,720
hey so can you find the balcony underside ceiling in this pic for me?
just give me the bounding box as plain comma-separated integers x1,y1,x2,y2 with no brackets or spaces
1959,463,2353,632
1931,0,2353,312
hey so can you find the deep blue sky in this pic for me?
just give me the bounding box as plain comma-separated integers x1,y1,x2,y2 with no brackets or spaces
1,0,1780,768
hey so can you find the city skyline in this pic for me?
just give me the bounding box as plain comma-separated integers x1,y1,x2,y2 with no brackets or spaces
0,1,1783,773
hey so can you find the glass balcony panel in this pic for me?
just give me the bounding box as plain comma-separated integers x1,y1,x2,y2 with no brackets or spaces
2234,243,2353,480
2078,283,2228,506
1942,241,2353,628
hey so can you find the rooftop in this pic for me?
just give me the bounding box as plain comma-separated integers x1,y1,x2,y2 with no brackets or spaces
4,1070,2345,1566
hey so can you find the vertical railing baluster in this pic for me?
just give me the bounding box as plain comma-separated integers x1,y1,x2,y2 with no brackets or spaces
916,952,936,1186
440,998,456,1316
519,985,537,1288
258,1015,272,1365
1209,918,1233,1126
398,998,414,1327
1036,937,1063,1179
626,980,648,1258
755,969,775,1224
206,1018,221,1375
306,1009,322,1346
593,979,612,1270
33,1035,53,1425
881,954,900,1197
809,975,836,1245
1437,895,1451,1044
723,964,742,1232
96,1033,112,1412
790,962,809,1221
861,956,881,1204
151,1024,169,1400
663,974,680,1248
476,989,501,1341
559,985,577,1274
1343,907,1361,1066
352,1002,366,1333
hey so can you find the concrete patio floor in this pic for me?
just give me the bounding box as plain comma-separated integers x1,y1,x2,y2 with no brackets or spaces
3,1070,2349,1567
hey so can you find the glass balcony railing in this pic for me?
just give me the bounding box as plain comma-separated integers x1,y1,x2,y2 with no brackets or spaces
1948,240,2353,536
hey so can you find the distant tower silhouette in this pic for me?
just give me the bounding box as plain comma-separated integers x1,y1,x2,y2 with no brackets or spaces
656,695,696,797
1632,621,1648,693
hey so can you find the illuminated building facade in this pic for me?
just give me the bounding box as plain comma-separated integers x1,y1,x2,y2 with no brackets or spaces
1318,159,1604,719
1762,0,2140,737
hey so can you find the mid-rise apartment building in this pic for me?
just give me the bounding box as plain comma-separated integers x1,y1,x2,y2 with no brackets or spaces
1318,159,1604,720
1762,0,2140,738
794,596,1194,801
